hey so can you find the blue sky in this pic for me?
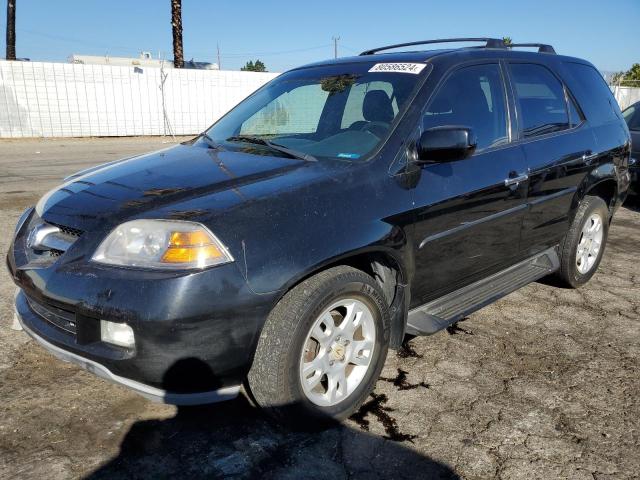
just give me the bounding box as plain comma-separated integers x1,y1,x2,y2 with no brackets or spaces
1,0,638,73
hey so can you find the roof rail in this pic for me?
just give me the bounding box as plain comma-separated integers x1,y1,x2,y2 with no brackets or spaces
359,38,505,56
508,43,556,54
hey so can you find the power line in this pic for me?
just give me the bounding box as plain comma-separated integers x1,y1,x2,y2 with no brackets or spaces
15,28,334,63
210,44,332,59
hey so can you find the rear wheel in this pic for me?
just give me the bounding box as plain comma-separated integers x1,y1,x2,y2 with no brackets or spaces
247,266,390,423
556,195,609,288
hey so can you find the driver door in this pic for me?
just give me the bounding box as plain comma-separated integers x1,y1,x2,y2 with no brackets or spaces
410,62,529,307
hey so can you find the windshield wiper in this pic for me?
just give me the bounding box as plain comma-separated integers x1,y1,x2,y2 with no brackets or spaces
199,132,224,150
225,135,317,162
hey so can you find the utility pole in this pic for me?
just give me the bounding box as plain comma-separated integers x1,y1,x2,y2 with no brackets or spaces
332,36,340,59
6,0,16,60
171,0,184,68
217,42,221,70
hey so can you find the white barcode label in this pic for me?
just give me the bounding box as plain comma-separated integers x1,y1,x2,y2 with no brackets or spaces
368,63,427,74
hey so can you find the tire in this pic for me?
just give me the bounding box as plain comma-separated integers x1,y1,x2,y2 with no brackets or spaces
247,265,390,424
556,195,609,288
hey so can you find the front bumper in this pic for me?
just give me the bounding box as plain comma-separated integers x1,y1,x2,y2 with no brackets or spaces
16,296,241,405
8,210,279,404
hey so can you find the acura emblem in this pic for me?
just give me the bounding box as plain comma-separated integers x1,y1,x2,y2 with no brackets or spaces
26,223,61,250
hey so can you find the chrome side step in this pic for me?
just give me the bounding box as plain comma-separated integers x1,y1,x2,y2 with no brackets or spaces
406,247,560,336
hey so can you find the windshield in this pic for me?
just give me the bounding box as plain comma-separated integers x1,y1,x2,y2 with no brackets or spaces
205,62,429,161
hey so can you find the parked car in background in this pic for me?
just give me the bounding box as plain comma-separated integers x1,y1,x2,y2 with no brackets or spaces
8,38,631,423
622,101,639,195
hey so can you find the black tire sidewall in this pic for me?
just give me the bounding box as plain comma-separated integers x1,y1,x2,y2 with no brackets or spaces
283,278,389,421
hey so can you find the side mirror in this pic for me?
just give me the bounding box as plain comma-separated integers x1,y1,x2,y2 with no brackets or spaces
416,126,477,163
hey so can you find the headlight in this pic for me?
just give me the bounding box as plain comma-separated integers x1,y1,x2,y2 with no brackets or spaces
92,220,234,269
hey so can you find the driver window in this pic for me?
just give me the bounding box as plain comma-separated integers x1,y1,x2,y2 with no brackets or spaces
422,64,508,151
340,81,398,129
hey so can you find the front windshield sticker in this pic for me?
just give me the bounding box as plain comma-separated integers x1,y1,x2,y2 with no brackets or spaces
337,153,361,159
368,63,426,75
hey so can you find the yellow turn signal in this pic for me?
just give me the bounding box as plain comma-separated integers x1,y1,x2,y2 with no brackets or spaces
168,230,213,247
161,229,225,265
161,245,224,264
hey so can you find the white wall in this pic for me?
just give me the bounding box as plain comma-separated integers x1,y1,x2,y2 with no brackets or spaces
0,60,278,138
611,85,640,111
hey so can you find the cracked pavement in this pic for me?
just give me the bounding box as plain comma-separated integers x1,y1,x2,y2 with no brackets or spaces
0,138,638,479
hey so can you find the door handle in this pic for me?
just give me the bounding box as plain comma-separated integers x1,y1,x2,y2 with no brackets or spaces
582,151,597,165
504,173,529,187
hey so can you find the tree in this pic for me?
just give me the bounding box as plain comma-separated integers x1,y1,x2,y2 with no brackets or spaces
6,0,16,60
614,63,640,87
241,59,267,72
171,0,183,68
502,36,513,47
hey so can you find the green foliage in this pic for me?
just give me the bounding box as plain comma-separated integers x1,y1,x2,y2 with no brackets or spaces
320,74,357,94
612,64,640,86
502,36,513,47
622,63,640,86
241,59,267,72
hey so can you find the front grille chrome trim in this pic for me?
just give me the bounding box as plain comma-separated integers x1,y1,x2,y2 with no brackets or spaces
37,230,77,252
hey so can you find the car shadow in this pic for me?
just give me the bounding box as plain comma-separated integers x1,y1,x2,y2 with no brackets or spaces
85,359,459,480
623,195,639,212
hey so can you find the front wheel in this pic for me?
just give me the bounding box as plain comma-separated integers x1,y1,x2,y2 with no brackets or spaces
556,195,609,288
247,266,390,423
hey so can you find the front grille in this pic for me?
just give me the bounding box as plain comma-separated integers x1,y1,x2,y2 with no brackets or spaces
22,216,83,266
26,296,77,335
48,222,83,238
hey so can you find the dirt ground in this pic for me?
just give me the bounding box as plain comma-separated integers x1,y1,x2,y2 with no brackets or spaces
0,137,638,480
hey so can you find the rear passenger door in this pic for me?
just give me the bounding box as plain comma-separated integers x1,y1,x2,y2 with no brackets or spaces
410,62,529,307
507,62,597,257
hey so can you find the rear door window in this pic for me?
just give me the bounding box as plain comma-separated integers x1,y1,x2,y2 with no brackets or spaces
568,95,583,127
509,63,570,138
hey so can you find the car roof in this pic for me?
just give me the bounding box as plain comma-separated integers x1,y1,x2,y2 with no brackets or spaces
292,47,590,72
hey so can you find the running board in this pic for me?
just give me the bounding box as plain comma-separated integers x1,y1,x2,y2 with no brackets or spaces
406,247,560,336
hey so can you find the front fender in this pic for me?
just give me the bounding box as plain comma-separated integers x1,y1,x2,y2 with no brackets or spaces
241,218,411,295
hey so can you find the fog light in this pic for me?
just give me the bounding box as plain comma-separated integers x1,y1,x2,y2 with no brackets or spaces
100,320,135,348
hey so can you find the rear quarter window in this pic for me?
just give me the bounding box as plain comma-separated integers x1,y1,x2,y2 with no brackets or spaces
563,62,622,126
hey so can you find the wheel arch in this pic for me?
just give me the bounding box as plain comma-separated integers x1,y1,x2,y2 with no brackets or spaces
572,164,619,221
584,179,618,214
265,247,411,351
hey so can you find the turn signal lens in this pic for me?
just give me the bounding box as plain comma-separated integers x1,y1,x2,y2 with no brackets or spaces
161,245,224,264
168,230,213,247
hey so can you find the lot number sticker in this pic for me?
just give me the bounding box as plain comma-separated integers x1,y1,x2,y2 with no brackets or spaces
368,63,426,74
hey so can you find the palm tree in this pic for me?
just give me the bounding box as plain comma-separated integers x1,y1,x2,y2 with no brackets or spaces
6,0,16,60
171,0,183,68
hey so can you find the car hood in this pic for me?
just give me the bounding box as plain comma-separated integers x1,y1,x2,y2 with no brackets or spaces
36,142,321,231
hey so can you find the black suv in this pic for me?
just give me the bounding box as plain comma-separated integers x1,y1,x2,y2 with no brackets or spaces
8,38,632,421
622,100,639,194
